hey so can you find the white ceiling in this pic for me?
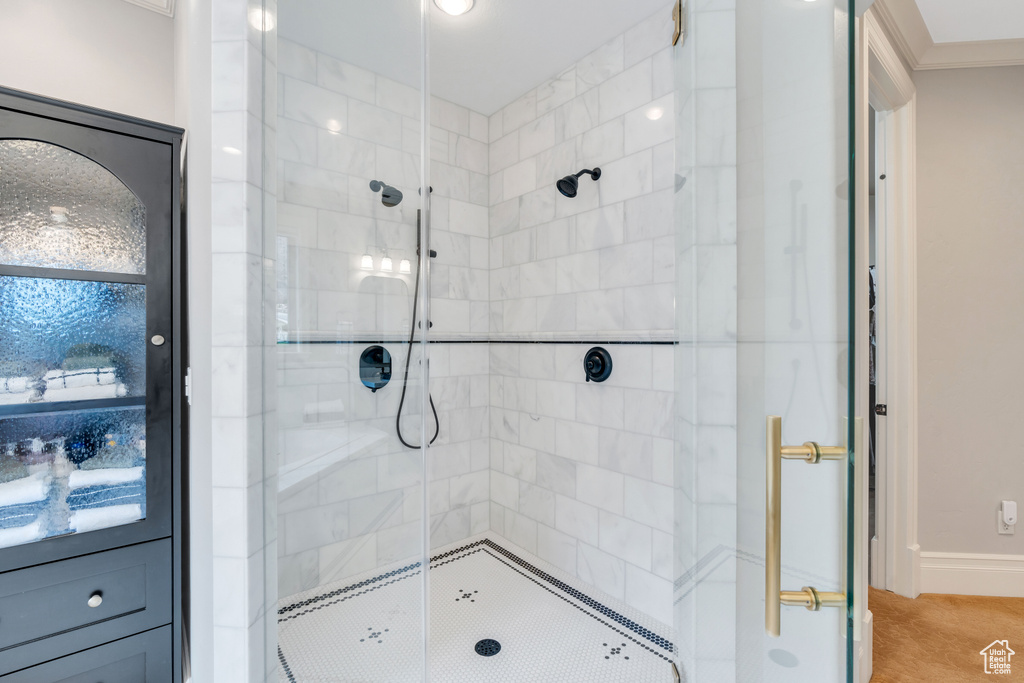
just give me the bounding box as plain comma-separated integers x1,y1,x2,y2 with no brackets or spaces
280,0,671,115
916,0,1024,43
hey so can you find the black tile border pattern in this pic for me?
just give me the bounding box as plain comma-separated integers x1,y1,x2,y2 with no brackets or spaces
276,537,676,680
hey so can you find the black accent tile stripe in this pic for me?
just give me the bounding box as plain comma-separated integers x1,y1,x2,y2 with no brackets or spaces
278,560,421,617
473,539,674,654
276,537,676,670
476,546,672,663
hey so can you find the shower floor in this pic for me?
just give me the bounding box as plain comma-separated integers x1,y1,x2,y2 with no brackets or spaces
277,533,677,682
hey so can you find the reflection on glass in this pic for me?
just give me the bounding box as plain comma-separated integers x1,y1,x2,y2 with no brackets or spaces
0,406,146,548
0,276,146,405
0,140,147,274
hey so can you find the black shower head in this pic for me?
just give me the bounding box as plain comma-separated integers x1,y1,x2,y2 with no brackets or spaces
370,179,403,207
556,168,601,198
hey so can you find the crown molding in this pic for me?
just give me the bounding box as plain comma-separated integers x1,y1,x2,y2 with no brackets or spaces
121,0,175,17
872,0,1024,70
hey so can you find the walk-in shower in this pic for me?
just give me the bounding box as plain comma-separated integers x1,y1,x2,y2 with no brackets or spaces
261,0,856,680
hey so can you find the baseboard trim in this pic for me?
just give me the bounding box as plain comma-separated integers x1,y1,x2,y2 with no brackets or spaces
919,552,1024,597
857,609,873,683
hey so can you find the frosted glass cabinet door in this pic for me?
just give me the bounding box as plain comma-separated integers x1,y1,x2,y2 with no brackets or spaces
0,104,174,572
0,140,147,274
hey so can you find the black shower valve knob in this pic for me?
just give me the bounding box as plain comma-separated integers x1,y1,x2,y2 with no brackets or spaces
583,347,613,383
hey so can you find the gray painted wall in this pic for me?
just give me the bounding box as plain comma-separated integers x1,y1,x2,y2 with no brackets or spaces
915,65,1024,556
0,0,175,124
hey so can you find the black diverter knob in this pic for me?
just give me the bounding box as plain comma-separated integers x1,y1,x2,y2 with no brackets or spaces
584,347,612,383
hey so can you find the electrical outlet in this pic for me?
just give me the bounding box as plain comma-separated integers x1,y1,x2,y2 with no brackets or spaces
999,500,1017,535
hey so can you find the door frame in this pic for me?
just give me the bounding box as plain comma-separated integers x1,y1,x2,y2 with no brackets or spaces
855,8,921,681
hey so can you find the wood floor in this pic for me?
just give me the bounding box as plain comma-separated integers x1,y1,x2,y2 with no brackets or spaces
870,587,1024,681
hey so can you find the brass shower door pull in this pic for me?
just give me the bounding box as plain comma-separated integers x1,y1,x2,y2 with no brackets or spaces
765,415,854,637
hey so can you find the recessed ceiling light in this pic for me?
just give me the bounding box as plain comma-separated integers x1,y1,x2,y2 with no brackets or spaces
645,106,664,121
434,0,475,16
249,8,275,32
326,119,342,134
222,146,242,155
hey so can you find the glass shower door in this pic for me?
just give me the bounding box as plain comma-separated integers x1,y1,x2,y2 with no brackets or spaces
674,0,856,681
266,0,431,680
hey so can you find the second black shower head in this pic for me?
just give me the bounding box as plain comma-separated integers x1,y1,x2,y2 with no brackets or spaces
556,168,601,198
370,179,403,207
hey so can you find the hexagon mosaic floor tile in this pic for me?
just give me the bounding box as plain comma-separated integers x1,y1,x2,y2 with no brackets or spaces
277,533,678,682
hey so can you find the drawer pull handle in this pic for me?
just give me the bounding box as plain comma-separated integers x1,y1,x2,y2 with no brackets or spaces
88,592,103,608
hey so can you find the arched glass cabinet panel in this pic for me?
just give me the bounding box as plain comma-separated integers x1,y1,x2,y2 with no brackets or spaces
0,140,147,274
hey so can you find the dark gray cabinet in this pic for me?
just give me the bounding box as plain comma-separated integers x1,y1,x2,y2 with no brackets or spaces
0,88,185,681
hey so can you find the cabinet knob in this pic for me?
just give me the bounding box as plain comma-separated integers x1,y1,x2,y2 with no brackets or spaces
87,592,103,608
151,334,166,346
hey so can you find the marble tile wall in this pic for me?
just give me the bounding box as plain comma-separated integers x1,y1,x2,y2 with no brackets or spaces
273,38,491,602
482,7,679,628
488,342,676,625
210,0,272,680
486,10,676,340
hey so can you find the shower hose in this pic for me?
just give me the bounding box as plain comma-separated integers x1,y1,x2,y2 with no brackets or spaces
396,211,441,449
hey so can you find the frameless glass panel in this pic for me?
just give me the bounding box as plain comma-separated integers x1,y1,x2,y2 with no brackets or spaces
0,406,146,549
0,277,146,404
0,140,147,274
674,0,853,681
266,0,428,679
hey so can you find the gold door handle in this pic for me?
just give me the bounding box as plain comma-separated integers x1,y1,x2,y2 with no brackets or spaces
765,416,856,637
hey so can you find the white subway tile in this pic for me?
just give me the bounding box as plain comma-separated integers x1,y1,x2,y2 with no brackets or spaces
282,78,347,131
536,524,577,574
598,60,652,124
599,510,652,570
503,159,537,199
580,118,625,168
577,464,625,515
624,477,673,533
555,495,600,546
317,54,375,103
599,428,654,480
625,564,673,626
596,149,653,206
577,542,625,599
554,420,600,465
504,510,538,554
502,89,538,132
490,470,519,510
537,67,577,116
577,36,625,93
536,453,577,497
519,112,556,159
624,94,674,154
519,482,555,527
376,77,420,118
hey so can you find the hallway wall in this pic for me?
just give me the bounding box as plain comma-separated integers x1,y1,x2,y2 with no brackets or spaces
915,65,1024,559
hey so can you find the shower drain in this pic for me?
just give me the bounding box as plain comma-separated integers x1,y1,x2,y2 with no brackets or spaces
474,639,501,657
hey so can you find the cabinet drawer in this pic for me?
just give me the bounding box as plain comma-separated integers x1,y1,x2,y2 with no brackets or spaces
0,539,171,673
0,625,170,682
